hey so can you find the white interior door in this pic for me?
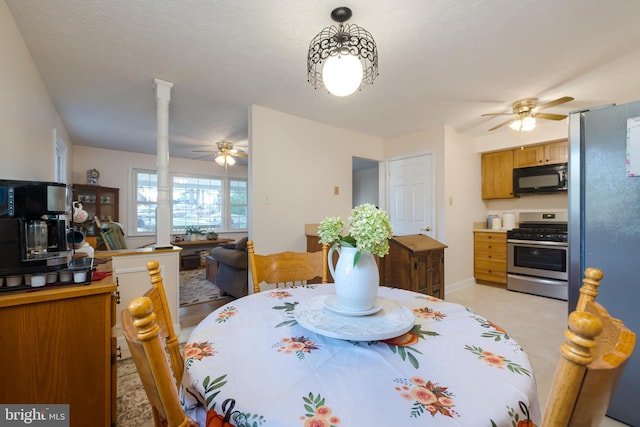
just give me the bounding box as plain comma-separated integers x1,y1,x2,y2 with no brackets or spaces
388,154,434,236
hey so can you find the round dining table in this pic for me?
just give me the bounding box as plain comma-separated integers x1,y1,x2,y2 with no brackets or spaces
181,284,541,426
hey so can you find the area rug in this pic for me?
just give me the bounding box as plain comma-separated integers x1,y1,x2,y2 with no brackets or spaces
179,268,224,307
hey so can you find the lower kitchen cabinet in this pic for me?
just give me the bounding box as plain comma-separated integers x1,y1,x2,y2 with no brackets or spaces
0,281,117,426
381,234,447,298
474,231,507,285
95,247,181,358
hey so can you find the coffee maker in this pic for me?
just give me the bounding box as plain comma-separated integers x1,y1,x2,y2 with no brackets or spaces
0,179,71,277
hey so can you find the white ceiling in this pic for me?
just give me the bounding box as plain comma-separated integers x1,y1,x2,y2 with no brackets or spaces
7,0,640,161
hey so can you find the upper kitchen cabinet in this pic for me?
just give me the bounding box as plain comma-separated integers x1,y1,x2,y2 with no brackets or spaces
482,150,515,199
513,139,568,168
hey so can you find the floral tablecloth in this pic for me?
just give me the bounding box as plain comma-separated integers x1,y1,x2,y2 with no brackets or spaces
182,285,540,426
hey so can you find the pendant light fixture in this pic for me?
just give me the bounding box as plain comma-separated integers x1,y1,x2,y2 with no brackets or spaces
307,7,378,97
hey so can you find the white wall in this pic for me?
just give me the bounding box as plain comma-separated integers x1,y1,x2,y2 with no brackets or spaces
0,1,72,182
443,125,485,285
73,145,248,248
249,105,384,254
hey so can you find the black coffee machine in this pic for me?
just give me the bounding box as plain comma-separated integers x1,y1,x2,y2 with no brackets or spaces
0,179,71,277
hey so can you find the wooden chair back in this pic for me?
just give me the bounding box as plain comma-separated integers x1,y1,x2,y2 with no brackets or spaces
542,267,636,426
145,260,184,386
248,240,330,293
122,296,198,427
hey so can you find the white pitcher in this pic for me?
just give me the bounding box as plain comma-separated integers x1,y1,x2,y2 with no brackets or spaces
328,246,379,312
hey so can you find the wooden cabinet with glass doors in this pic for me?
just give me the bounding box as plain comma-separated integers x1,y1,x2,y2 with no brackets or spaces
72,184,119,236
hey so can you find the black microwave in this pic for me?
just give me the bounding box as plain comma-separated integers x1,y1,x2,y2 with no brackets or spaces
513,163,568,195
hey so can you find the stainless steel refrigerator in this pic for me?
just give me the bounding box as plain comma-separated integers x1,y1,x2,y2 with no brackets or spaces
568,100,640,426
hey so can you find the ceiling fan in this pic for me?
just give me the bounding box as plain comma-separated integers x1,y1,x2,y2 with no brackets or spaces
193,141,248,167
482,96,574,131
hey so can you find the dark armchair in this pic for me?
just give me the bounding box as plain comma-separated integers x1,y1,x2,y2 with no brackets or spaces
208,237,249,298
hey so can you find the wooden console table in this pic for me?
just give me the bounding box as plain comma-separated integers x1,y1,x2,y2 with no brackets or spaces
172,238,233,270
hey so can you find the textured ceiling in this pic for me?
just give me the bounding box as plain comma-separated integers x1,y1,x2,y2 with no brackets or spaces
7,0,640,160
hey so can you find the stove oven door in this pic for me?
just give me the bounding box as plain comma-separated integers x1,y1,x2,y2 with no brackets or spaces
507,240,568,280
507,240,568,300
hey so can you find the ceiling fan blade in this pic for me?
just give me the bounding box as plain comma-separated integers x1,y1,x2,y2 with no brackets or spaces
488,118,516,131
535,112,567,121
481,112,513,117
536,96,574,111
192,150,216,153
192,153,214,160
232,152,248,158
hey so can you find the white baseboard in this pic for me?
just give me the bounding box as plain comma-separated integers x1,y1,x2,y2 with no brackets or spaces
445,277,476,296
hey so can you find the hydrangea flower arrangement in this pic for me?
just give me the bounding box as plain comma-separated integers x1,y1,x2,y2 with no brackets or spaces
318,203,393,265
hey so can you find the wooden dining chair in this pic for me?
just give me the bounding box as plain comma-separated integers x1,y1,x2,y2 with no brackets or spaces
144,260,184,386
122,296,198,427
541,267,636,427
247,240,330,293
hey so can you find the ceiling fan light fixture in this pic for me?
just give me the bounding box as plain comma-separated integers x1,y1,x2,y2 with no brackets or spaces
307,7,378,96
214,154,236,167
509,113,536,131
509,119,522,131
521,114,536,131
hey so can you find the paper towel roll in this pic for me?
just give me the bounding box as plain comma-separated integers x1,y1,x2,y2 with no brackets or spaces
503,212,516,230
491,217,502,230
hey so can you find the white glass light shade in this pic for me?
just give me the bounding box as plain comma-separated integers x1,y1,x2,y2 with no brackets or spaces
521,115,536,131
215,155,236,166
322,53,363,97
509,115,536,131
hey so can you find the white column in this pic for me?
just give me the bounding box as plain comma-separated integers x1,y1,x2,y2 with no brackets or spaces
153,78,174,249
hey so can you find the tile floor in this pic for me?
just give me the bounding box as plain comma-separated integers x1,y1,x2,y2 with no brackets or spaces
446,282,627,427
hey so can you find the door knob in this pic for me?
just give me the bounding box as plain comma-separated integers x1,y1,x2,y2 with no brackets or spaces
421,227,432,232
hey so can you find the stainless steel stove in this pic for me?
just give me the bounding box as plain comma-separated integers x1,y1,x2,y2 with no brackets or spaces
506,211,568,300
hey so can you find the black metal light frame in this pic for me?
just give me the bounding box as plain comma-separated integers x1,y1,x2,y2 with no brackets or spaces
307,7,379,93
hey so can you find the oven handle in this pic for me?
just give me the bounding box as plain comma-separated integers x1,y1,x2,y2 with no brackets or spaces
507,239,568,247
507,273,567,286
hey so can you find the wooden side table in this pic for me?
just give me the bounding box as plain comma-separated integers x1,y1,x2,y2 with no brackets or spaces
205,256,218,282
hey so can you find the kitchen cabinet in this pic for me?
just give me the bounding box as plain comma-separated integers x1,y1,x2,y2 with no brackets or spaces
380,234,447,298
0,281,117,426
474,231,507,285
72,184,119,236
95,247,181,358
543,139,569,164
513,139,568,168
481,150,515,199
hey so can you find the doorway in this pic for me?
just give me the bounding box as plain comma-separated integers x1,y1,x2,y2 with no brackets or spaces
352,157,379,207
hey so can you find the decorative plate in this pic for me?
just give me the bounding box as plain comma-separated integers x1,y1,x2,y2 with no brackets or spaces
294,295,415,341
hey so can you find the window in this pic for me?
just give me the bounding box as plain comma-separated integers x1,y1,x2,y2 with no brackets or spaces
54,131,67,183
229,179,248,229
132,170,247,235
172,176,222,231
135,171,157,233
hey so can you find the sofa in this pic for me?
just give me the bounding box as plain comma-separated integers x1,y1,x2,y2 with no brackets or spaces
207,237,249,298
